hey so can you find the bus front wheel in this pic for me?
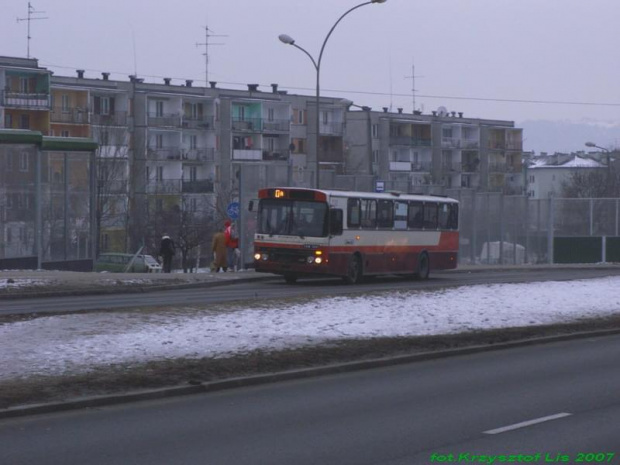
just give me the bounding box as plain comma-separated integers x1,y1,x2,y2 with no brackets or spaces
414,252,430,280
343,255,363,285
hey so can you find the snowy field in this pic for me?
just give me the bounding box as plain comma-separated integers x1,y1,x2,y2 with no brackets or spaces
1,277,619,381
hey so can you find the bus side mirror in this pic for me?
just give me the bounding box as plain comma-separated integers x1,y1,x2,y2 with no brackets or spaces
329,209,343,236
248,200,254,212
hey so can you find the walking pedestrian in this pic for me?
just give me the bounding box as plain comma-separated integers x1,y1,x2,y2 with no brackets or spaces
212,227,228,272
159,234,176,273
224,220,239,271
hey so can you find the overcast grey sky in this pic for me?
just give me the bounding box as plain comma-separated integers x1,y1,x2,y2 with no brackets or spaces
3,1,619,128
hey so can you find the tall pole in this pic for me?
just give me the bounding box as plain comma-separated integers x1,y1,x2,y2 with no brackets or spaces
279,0,387,189
17,2,48,59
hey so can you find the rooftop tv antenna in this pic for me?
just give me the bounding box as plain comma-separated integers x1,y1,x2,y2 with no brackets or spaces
17,2,48,58
405,59,424,113
196,24,227,85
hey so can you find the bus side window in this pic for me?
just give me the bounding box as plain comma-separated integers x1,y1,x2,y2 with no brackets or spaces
438,203,450,229
423,203,438,229
377,200,393,228
394,201,408,230
448,203,459,230
361,199,376,228
347,198,360,228
408,201,424,229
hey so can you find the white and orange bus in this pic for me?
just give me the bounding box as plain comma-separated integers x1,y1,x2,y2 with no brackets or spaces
252,187,459,284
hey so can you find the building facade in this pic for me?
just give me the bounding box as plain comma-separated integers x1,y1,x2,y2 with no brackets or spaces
1,55,524,267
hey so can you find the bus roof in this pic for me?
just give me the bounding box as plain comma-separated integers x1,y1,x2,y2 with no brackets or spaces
258,187,459,204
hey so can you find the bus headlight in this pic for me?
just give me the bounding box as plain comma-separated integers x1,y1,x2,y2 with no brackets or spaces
307,256,314,264
254,253,261,261
261,254,269,261
314,257,323,264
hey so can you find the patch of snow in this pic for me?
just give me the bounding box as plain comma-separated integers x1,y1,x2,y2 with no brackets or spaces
1,277,619,381
0,278,51,289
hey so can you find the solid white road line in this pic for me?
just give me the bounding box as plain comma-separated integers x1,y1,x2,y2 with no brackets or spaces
483,412,572,435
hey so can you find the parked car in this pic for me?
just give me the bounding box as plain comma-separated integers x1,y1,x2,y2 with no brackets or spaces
94,253,163,273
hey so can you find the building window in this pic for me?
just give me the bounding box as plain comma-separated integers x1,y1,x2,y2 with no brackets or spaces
155,101,164,117
190,135,197,149
372,124,379,139
4,114,12,128
442,127,453,138
19,77,29,94
322,111,328,125
100,130,109,146
61,130,70,138
155,134,163,149
19,114,30,130
156,166,164,181
189,166,197,182
62,94,70,112
268,108,275,122
238,106,246,121
19,152,29,171
373,150,379,163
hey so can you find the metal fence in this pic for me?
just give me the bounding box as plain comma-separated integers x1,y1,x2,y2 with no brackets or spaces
444,191,620,265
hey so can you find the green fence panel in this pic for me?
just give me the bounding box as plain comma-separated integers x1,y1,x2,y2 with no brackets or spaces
554,237,602,264
606,237,620,263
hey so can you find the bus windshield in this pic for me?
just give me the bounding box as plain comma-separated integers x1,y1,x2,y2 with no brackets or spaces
258,199,328,237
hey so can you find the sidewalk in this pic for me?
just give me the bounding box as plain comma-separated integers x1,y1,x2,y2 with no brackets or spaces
0,268,278,299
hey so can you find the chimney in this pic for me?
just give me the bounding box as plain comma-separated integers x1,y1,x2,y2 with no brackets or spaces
186,80,193,87
129,75,136,82
209,81,217,89
397,108,403,114
432,111,437,116
458,112,463,118
164,78,171,85
76,69,85,79
383,107,388,113
451,111,456,117
271,83,278,93
247,84,259,92
101,72,110,81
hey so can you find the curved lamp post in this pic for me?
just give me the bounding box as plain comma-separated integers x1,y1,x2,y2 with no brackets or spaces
279,0,387,188
585,141,611,192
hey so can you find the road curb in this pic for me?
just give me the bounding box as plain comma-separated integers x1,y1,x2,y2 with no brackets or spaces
3,327,620,420
0,274,278,300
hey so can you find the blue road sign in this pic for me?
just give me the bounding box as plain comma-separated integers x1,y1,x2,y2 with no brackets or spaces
375,181,385,193
227,201,240,220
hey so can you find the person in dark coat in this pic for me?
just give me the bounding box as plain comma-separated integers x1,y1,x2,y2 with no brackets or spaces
159,234,176,273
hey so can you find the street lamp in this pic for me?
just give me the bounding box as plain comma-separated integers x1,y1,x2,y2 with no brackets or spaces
585,141,611,192
279,0,387,189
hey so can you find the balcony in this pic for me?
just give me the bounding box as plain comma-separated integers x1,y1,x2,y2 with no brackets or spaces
412,162,432,172
182,148,216,162
182,115,215,130
2,91,50,109
147,147,182,161
182,180,214,194
441,137,461,148
50,107,90,124
97,180,128,195
262,150,289,161
92,112,128,126
232,117,262,132
462,140,480,149
145,179,181,194
442,161,462,172
389,161,411,171
319,122,344,136
262,119,290,133
489,162,508,173
148,113,181,128
389,137,432,147
488,141,506,150
232,149,290,161
506,141,523,151
462,160,480,173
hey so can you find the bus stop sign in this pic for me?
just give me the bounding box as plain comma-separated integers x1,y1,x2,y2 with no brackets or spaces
227,202,240,220
375,181,385,193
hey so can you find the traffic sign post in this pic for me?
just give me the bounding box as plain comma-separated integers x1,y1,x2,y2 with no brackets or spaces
227,201,240,220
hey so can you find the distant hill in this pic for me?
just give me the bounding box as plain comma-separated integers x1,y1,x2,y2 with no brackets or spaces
518,119,620,154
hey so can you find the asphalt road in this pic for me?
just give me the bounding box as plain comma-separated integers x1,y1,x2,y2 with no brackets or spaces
2,334,619,464
2,267,620,316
